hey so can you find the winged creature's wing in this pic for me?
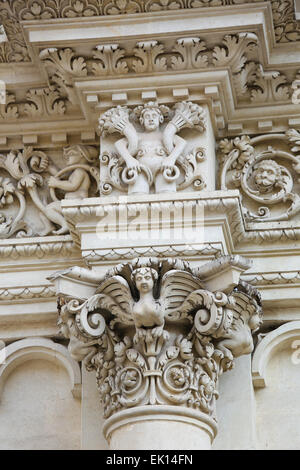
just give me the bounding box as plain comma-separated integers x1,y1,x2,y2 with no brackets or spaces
161,270,205,321
227,289,262,331
86,275,134,326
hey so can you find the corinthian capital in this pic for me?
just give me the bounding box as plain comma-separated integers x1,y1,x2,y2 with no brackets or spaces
52,257,262,430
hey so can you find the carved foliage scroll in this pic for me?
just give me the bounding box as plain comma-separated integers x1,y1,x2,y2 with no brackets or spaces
218,131,300,223
0,145,99,238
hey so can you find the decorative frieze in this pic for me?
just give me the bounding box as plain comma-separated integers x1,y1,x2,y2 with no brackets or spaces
36,34,296,110
4,1,300,46
0,284,55,302
0,237,77,259
53,256,262,422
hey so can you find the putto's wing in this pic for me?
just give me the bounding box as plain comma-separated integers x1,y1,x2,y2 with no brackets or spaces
161,270,205,320
86,275,134,325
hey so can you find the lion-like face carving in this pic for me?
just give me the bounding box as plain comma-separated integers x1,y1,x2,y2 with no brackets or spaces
253,160,280,192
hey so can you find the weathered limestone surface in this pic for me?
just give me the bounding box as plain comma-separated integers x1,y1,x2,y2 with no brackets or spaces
0,1,300,450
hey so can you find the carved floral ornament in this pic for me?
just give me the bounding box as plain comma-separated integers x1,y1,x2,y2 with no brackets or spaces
38,35,293,106
54,257,262,420
0,87,68,121
98,101,206,195
1,1,299,48
218,130,300,223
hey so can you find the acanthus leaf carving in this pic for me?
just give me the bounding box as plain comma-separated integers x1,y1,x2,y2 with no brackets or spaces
132,41,167,73
39,47,87,104
0,93,19,120
24,87,66,117
171,37,208,70
91,44,128,76
212,33,258,73
55,257,262,421
250,65,290,103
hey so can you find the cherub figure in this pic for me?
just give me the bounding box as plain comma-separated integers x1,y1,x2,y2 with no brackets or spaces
99,101,205,194
253,159,284,193
47,145,98,234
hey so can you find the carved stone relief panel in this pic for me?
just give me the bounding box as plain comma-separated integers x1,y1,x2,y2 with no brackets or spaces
98,101,207,196
218,130,300,223
0,145,99,238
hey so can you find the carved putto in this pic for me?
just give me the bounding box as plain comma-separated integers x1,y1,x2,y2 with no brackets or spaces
219,131,300,222
0,144,99,238
54,257,262,420
98,101,206,195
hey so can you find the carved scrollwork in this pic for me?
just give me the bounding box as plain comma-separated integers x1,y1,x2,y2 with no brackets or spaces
98,101,206,196
0,144,99,238
55,256,262,420
219,132,300,222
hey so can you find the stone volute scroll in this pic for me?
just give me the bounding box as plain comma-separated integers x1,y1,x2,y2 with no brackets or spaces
98,101,206,196
50,256,263,450
218,131,300,223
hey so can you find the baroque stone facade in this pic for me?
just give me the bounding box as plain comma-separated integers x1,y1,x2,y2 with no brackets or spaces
0,0,299,451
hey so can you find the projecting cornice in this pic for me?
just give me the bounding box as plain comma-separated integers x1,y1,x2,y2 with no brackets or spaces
0,3,299,142
1,1,300,47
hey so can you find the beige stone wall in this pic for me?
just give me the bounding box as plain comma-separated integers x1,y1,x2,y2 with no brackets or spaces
256,345,300,450
0,0,300,450
0,359,81,450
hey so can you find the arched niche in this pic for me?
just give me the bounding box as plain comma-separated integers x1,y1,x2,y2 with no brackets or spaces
252,321,300,450
0,337,81,400
252,321,300,388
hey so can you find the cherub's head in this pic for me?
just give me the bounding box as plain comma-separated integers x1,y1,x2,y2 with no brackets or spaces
63,145,98,165
133,102,169,132
131,267,158,294
253,160,281,192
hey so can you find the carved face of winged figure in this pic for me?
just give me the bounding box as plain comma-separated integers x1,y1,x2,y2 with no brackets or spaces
76,261,261,360
83,266,208,343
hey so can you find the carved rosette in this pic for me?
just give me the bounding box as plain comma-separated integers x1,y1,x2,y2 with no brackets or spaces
56,257,262,423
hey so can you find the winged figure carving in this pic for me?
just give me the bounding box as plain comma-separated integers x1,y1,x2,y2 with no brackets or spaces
77,263,233,345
